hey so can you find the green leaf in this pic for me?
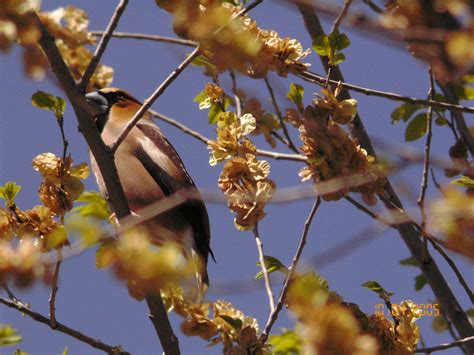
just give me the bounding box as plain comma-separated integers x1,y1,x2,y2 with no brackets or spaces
312,35,330,56
62,347,69,355
208,103,224,124
31,91,57,110
287,83,305,109
399,256,418,267
219,315,242,330
13,350,28,355
31,91,66,119
331,30,350,51
391,103,421,124
0,181,21,207
435,115,448,126
463,86,474,100
255,255,288,280
73,191,110,220
451,175,474,188
191,55,218,77
0,324,21,347
332,52,346,65
362,280,394,303
193,90,208,105
46,226,68,250
405,113,428,141
466,308,474,318
269,329,302,355
415,274,427,291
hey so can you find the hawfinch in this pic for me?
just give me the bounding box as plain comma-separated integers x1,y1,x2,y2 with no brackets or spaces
85,87,214,291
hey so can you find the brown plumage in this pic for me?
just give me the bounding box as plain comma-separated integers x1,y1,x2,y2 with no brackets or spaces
86,87,214,290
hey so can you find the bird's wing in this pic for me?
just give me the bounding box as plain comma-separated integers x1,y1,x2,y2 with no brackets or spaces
134,122,215,267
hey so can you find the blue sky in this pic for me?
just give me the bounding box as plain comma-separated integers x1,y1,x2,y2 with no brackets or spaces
0,1,471,354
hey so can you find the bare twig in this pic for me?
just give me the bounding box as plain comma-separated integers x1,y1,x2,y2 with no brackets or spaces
229,70,242,118
362,0,384,14
263,76,299,153
111,47,200,152
0,297,128,354
89,31,197,47
150,109,306,162
49,258,61,328
414,336,474,353
331,0,353,33
417,69,435,261
298,70,474,114
79,0,129,91
296,4,474,349
261,197,321,341
253,224,276,313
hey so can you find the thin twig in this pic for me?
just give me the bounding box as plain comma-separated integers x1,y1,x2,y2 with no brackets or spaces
149,109,306,162
111,47,200,152
362,0,384,14
417,69,435,262
89,31,197,47
253,224,276,313
79,0,129,91
263,76,299,153
0,297,128,354
297,70,474,114
261,197,321,341
414,336,474,353
229,70,242,118
49,258,61,328
331,0,353,33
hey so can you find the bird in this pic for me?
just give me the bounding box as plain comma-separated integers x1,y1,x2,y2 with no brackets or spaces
85,87,214,296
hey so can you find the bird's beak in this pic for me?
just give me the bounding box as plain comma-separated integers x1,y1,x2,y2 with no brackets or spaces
85,91,109,116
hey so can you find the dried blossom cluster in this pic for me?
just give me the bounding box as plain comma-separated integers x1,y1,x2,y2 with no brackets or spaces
382,0,474,82
39,6,113,90
0,154,88,287
243,98,281,148
0,0,48,79
429,188,474,260
156,0,310,78
161,284,264,354
291,88,385,205
208,112,275,230
285,273,422,354
96,233,197,300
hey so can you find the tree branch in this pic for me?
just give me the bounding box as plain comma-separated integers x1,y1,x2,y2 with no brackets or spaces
253,224,276,313
146,296,180,355
261,197,321,341
111,46,200,153
297,70,474,114
0,297,128,354
34,14,180,354
89,31,197,47
331,0,353,33
414,335,474,353
295,4,474,350
78,0,129,91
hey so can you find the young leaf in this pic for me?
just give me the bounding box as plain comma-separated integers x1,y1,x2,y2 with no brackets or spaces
391,103,420,124
405,113,428,141
269,329,302,355
255,255,288,280
432,316,448,333
450,175,474,188
0,324,21,346
287,83,305,109
399,256,418,267
31,91,66,119
0,181,21,207
362,280,394,303
96,239,116,269
414,274,427,291
73,191,110,220
312,35,330,57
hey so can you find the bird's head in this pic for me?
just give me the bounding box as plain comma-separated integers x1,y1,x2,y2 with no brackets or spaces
86,88,142,132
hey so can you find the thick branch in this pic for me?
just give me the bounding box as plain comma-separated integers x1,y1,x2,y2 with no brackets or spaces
296,4,474,349
79,0,129,91
35,14,180,354
0,297,128,354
